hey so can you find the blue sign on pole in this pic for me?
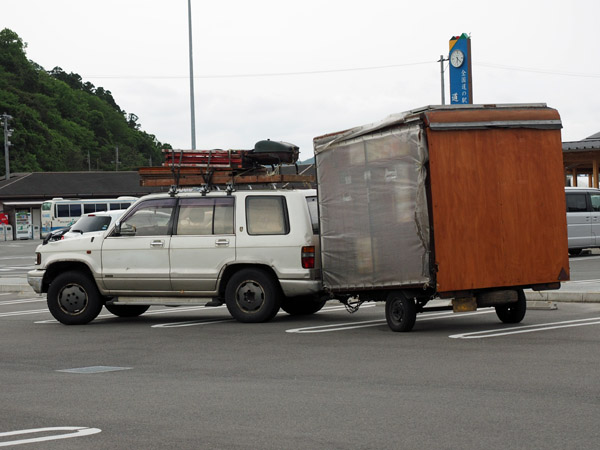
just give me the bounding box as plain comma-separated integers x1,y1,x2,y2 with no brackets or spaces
449,34,472,104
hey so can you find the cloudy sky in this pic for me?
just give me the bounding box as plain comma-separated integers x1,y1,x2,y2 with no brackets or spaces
4,0,600,161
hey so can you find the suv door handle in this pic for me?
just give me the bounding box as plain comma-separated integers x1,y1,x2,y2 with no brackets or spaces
150,240,165,248
215,239,229,247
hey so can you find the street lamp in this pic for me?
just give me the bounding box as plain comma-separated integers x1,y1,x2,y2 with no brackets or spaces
2,113,13,181
188,0,197,150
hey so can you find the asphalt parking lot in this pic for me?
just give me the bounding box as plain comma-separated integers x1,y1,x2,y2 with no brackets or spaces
1,287,599,449
2,239,600,448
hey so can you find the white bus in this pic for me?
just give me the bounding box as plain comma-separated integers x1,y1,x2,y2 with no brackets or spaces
41,197,137,237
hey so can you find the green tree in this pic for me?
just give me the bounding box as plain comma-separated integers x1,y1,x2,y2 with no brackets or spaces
0,28,169,174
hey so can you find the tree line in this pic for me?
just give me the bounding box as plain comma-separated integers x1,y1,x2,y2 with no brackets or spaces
0,28,170,174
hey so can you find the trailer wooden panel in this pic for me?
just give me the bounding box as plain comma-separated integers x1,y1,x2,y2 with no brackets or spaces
425,108,570,293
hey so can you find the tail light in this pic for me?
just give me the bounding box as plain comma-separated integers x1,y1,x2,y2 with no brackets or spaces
301,246,315,269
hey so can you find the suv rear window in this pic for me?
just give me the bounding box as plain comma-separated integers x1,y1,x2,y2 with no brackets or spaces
246,196,289,235
176,197,234,235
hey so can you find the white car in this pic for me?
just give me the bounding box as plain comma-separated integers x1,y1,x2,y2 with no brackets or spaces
61,210,126,240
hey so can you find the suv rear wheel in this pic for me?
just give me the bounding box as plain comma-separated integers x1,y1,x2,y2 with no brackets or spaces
47,271,103,325
225,268,282,323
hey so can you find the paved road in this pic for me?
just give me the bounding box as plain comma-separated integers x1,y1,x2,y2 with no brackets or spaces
1,240,599,448
1,291,599,449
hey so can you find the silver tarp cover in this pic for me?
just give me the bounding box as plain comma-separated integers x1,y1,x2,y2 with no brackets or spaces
314,123,431,291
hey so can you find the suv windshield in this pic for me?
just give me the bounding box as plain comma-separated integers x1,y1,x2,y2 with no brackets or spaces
71,215,113,233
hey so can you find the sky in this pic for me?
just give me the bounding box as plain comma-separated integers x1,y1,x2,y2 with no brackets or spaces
3,0,600,162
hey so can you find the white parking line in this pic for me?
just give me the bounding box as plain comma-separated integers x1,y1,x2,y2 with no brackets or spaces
0,298,44,306
286,309,495,333
0,427,101,447
0,309,49,318
34,305,213,324
152,317,234,328
449,317,600,339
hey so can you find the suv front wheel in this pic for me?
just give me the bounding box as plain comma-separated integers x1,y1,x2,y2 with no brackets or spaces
47,271,103,325
225,269,282,323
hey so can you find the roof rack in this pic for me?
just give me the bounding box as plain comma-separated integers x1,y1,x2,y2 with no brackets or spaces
138,140,314,188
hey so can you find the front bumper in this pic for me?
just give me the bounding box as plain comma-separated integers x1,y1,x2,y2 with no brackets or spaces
27,269,45,293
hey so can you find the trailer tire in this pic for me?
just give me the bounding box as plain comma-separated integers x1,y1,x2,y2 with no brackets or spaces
281,295,326,315
105,304,150,318
385,291,417,332
225,268,282,323
47,271,103,325
495,289,527,324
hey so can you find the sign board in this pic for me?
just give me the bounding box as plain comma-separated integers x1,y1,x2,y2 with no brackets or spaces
449,34,473,104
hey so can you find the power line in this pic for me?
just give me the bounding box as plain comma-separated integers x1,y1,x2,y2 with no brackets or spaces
73,60,600,81
82,61,434,80
477,61,600,78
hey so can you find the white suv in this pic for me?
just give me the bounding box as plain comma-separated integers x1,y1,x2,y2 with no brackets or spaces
28,189,324,325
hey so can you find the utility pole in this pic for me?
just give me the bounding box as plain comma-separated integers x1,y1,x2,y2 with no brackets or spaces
2,113,13,181
438,55,448,105
188,0,197,150
115,146,119,171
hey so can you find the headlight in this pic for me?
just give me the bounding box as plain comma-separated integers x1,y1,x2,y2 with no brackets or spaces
35,252,41,265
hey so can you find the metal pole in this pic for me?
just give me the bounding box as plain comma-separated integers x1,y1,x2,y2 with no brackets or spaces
188,0,197,150
3,113,12,181
438,55,447,105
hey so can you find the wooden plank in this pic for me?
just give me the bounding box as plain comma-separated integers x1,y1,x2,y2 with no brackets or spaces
138,168,314,187
427,127,570,293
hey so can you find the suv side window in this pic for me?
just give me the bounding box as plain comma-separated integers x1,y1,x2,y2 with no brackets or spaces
176,197,234,235
119,199,175,236
246,196,289,235
566,193,588,212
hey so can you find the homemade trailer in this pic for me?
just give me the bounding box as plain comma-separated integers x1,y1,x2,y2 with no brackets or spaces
314,104,570,331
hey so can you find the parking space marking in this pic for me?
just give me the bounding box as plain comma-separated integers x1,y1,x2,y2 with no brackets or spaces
0,427,101,447
152,317,234,328
0,298,44,306
34,305,215,324
0,308,49,318
449,317,600,339
57,366,131,374
285,310,495,333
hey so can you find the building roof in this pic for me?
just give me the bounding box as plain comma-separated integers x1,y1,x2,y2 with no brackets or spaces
0,165,316,203
0,171,167,201
562,132,600,152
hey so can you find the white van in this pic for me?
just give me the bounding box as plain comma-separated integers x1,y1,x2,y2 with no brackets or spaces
565,187,600,255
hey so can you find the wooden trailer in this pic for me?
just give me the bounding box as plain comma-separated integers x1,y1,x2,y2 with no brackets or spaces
313,104,570,331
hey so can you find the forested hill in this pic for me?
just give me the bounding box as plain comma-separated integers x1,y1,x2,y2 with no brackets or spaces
0,28,170,173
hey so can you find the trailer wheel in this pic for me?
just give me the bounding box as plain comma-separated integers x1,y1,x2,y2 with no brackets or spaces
225,268,282,323
47,271,103,325
105,304,150,318
385,291,417,332
281,295,326,315
495,289,527,324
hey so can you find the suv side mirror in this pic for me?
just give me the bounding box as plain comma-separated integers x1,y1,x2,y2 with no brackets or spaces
113,221,136,237
119,223,137,236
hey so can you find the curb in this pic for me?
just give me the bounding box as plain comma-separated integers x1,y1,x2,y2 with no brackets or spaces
524,289,600,303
